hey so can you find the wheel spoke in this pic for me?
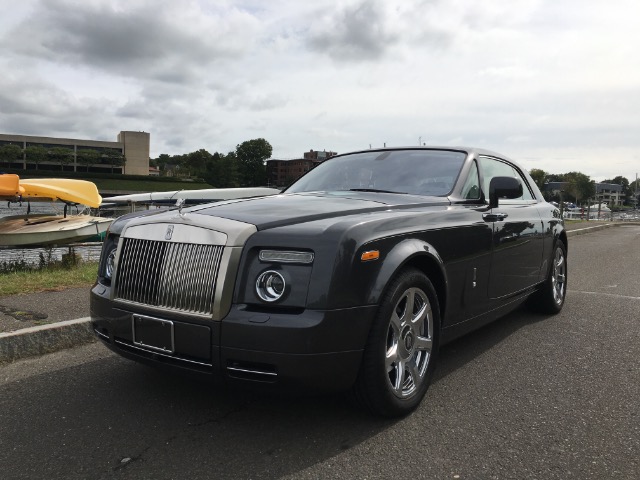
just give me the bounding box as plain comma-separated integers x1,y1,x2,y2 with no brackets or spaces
411,296,428,325
386,343,398,370
392,359,405,393
402,290,415,324
414,335,432,353
390,309,403,329
408,361,421,386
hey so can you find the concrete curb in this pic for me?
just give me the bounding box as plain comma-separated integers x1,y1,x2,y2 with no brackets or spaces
566,221,640,237
0,317,96,364
566,223,614,237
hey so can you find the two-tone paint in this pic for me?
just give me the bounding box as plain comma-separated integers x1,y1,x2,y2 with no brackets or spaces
91,147,566,393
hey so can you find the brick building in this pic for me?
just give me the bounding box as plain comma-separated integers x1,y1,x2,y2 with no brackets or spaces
266,149,337,187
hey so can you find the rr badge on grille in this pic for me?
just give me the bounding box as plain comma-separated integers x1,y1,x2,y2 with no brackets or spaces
165,225,174,240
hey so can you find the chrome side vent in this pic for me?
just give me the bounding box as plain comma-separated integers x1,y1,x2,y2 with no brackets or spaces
114,238,224,316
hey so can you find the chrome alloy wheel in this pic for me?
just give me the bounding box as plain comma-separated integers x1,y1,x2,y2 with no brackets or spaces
551,246,567,306
385,287,433,398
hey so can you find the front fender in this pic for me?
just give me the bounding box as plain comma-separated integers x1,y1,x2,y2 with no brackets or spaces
305,236,447,310
364,238,448,306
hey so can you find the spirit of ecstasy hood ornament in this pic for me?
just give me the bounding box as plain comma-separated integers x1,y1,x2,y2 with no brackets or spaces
176,198,186,216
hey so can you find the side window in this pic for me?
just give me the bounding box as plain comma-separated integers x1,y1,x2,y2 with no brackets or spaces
479,156,534,201
460,161,480,200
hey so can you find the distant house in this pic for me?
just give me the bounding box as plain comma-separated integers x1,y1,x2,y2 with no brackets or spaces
163,163,180,177
544,181,624,206
595,183,623,206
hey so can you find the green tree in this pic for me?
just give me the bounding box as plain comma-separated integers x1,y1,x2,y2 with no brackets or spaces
103,149,125,173
76,149,100,172
221,152,240,187
0,144,23,166
202,152,222,187
48,147,74,171
151,153,170,172
185,149,212,176
203,151,240,187
546,173,565,182
160,153,188,176
564,172,595,204
529,168,547,191
25,145,47,170
236,138,272,187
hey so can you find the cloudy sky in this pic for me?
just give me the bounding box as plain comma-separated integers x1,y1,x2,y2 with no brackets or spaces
1,0,639,181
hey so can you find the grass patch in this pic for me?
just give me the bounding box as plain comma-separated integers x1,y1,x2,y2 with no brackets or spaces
0,261,98,296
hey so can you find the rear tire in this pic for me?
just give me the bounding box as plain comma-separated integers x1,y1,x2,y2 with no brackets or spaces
529,239,567,314
353,268,440,417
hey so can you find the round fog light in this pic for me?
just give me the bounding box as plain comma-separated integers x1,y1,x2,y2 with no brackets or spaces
256,270,286,302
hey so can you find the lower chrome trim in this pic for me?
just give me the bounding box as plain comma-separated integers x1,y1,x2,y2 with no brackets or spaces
93,328,109,341
114,339,213,368
226,366,278,377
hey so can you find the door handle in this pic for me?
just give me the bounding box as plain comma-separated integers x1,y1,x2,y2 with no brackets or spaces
483,212,508,222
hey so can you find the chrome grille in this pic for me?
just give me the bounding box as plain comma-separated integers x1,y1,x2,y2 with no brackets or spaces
114,238,224,316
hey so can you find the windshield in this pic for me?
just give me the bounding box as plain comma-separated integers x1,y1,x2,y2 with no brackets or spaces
286,149,467,196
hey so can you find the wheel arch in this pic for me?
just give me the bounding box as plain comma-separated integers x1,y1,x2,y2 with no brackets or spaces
558,230,568,254
403,254,447,322
369,238,448,324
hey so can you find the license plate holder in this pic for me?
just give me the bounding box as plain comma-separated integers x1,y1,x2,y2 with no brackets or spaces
132,314,175,354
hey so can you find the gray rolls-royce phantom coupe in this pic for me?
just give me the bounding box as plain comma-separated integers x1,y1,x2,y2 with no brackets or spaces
91,147,567,417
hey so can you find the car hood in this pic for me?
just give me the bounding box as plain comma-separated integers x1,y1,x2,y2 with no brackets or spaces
188,191,449,230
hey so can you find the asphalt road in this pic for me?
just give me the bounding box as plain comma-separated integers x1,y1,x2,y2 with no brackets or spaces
1,226,639,480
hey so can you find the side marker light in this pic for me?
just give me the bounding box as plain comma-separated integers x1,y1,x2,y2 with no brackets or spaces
361,250,380,262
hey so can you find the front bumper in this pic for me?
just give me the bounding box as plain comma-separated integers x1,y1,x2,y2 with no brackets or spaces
90,284,377,392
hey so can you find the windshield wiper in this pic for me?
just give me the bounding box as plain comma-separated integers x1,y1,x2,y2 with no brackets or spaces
349,188,407,194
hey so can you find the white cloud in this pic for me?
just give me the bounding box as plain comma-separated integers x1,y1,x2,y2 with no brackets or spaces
0,0,639,181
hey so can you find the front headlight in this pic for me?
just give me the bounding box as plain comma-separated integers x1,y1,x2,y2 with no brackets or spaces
236,248,314,307
104,246,117,280
98,234,119,284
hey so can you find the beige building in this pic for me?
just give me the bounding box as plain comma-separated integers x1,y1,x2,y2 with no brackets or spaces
0,131,150,175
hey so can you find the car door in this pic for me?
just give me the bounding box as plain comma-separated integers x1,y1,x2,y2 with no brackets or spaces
478,156,544,299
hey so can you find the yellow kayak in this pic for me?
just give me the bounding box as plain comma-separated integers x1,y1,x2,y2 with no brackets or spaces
0,174,25,198
18,178,103,207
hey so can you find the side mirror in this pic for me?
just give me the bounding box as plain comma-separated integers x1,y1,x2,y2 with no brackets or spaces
489,176,522,208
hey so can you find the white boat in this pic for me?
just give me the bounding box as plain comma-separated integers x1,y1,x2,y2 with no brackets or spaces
0,174,112,247
0,214,112,247
102,187,281,206
563,203,612,220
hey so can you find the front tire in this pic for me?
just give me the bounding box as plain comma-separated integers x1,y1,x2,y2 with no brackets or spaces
353,268,440,417
529,239,567,314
